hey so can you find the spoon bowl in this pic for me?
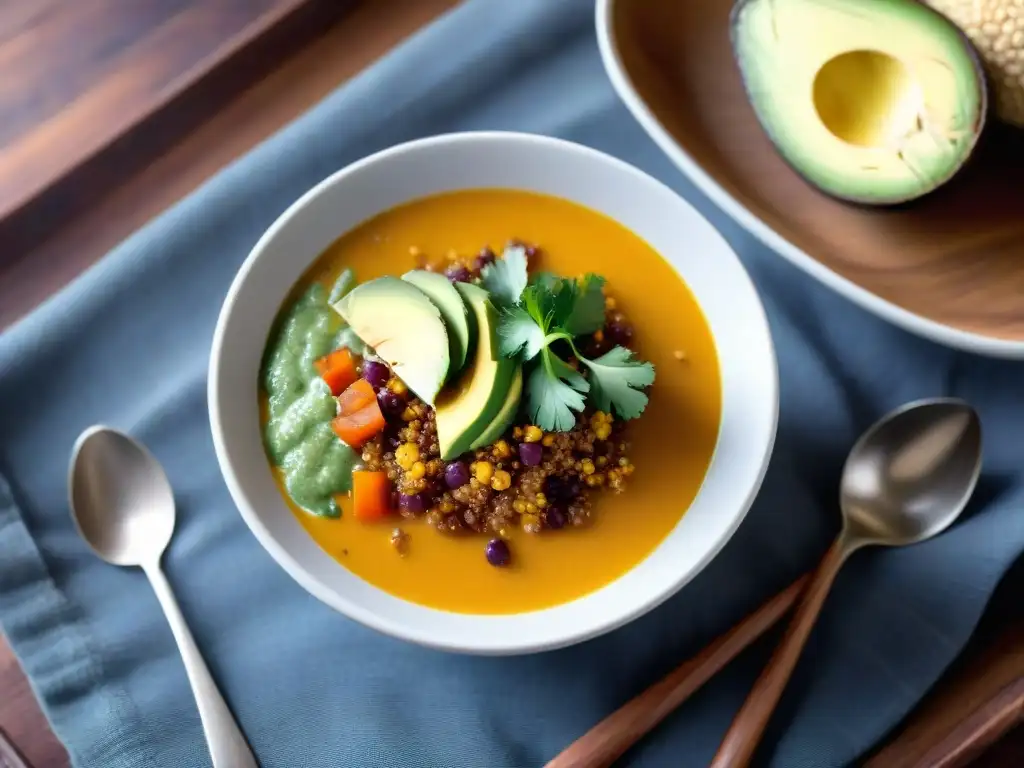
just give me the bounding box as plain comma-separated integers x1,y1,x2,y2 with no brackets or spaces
839,398,983,547
69,425,174,566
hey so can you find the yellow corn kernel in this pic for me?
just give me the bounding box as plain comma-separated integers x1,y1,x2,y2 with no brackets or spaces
388,378,407,395
622,464,635,477
523,425,543,443
581,458,595,476
439,498,456,514
513,499,528,514
534,492,547,507
595,424,612,441
401,407,416,422
491,469,512,491
525,502,537,514
596,456,608,468
408,461,426,480
473,461,494,484
542,434,555,447
492,440,512,459
604,296,617,310
521,513,540,531
618,457,629,466
395,443,420,470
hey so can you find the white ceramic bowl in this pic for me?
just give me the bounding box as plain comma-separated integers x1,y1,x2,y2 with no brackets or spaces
209,131,778,655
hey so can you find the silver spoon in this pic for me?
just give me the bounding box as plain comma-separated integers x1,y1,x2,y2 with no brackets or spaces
711,397,982,768
69,426,258,768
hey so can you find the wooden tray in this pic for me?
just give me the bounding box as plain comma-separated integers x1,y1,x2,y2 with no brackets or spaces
596,0,1024,358
0,0,355,246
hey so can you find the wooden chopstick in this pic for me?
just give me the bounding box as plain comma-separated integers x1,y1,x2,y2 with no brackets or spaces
544,574,810,768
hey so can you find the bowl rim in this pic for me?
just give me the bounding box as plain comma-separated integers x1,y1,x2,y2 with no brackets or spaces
594,0,1024,360
208,130,779,655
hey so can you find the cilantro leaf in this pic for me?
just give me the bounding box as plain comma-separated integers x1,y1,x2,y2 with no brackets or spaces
520,285,549,327
577,345,655,420
529,271,561,291
526,351,587,431
546,279,578,327
498,306,546,360
563,274,606,336
480,244,528,308
488,259,653,430
531,273,582,326
549,353,589,394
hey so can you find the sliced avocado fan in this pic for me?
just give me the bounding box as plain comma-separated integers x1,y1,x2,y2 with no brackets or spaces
434,283,519,460
332,276,450,406
731,0,987,205
402,269,476,380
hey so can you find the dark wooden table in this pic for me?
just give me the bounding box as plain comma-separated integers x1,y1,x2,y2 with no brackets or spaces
0,1,1020,766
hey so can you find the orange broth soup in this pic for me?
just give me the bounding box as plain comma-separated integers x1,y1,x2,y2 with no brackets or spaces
262,189,721,614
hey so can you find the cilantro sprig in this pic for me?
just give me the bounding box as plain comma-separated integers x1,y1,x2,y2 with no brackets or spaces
481,245,655,432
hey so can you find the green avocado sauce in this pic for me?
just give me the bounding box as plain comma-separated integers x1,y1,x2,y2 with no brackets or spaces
261,271,363,518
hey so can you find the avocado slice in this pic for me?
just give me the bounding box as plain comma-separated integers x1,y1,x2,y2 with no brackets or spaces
434,283,517,460
401,270,475,379
470,366,524,451
331,277,449,406
731,0,987,205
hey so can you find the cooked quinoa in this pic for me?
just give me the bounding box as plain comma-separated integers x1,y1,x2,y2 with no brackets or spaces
357,240,638,541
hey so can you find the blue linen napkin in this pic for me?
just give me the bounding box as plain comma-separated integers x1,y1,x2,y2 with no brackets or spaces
1,1,1022,766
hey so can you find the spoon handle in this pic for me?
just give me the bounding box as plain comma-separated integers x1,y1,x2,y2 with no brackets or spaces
544,574,809,768
145,564,259,768
710,539,850,768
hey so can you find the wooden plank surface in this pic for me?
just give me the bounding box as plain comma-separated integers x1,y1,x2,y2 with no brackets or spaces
0,0,347,224
0,0,1020,765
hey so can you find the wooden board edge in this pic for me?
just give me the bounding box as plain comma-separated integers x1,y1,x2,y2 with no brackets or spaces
0,0,358,228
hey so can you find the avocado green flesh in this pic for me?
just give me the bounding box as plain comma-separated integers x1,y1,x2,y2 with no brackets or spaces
731,0,985,204
435,282,517,460
332,276,450,406
470,366,524,451
401,270,475,380
261,281,360,518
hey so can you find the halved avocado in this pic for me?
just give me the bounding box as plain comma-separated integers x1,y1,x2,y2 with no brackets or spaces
331,276,449,405
470,366,524,451
435,283,517,460
401,269,475,379
731,0,987,205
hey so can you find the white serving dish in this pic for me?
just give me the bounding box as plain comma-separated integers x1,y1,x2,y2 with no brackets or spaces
208,131,778,655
